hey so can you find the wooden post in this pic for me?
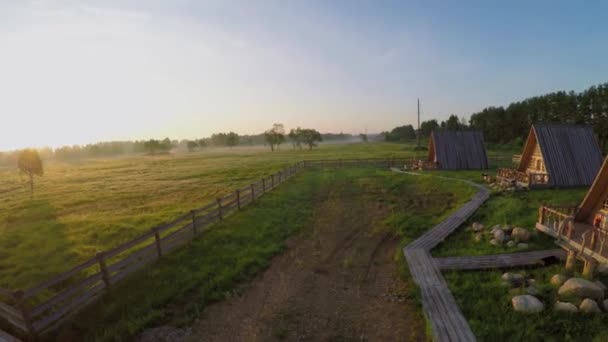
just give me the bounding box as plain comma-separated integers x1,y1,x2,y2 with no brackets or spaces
217,198,223,220
153,228,162,258
250,184,255,201
236,190,241,210
191,210,197,235
96,252,111,290
13,290,36,338
567,221,574,239
590,230,598,251
565,250,577,271
583,258,597,278
538,206,544,225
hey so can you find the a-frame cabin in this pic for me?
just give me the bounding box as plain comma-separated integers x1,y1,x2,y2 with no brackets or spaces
537,156,608,274
427,130,489,170
498,124,603,188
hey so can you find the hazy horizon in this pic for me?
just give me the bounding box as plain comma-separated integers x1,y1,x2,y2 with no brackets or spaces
2,0,608,150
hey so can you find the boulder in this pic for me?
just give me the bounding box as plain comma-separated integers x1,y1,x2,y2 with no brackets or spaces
558,278,605,301
474,234,483,243
502,272,525,287
579,298,601,313
471,222,485,232
517,243,529,249
490,238,501,246
554,301,578,313
512,295,544,313
511,227,531,242
526,286,539,296
507,241,516,248
551,274,568,287
493,229,505,243
594,280,607,292
490,225,502,234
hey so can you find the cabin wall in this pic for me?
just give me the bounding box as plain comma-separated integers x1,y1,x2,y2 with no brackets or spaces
523,140,547,174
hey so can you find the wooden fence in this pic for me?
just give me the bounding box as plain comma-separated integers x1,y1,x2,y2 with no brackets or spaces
0,158,413,339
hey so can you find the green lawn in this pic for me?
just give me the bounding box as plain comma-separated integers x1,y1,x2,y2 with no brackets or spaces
0,142,423,290
432,187,588,257
445,266,608,342
55,167,476,341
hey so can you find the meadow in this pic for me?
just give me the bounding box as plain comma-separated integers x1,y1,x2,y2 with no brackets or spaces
0,142,433,290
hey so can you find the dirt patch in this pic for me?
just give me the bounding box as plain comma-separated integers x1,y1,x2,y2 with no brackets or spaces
139,183,424,342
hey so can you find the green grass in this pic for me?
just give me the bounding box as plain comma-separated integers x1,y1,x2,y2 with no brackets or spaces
0,142,427,289
432,187,588,257
47,167,476,341
445,265,608,342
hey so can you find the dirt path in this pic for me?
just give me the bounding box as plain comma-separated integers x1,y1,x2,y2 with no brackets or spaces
140,184,424,342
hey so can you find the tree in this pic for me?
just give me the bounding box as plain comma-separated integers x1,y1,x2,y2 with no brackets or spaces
17,149,43,197
143,139,161,154
383,125,416,142
264,123,286,151
226,132,240,148
197,139,208,148
187,141,198,152
420,120,439,137
300,129,323,150
359,133,368,142
288,128,302,149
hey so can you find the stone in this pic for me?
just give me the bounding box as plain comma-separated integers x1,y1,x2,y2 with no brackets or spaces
517,243,529,249
490,225,502,234
558,278,605,301
507,240,516,248
511,227,531,242
471,222,485,232
551,274,568,287
598,263,608,275
554,301,578,313
474,233,483,243
493,229,505,243
595,280,607,292
502,272,525,287
579,298,601,313
490,238,500,246
526,286,539,296
527,279,536,287
512,295,544,313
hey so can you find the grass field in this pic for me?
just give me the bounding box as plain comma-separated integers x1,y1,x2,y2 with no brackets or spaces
0,142,429,290
53,167,476,341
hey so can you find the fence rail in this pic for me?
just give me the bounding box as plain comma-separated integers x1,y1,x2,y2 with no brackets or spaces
0,157,418,339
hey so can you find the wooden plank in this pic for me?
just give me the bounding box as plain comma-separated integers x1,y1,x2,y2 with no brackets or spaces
0,329,21,342
107,244,157,273
103,229,156,259
23,257,99,299
0,302,23,324
29,272,104,318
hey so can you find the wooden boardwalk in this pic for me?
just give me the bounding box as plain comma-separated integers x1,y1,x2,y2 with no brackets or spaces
435,249,565,271
394,170,490,342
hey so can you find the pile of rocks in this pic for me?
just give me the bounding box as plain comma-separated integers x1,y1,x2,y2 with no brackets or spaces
508,272,608,314
469,222,531,249
488,181,518,193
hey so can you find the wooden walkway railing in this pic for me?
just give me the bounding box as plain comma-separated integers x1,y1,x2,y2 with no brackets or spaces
0,158,410,339
394,170,490,342
434,249,566,271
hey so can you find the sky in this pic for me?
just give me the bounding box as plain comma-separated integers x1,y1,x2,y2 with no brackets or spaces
1,0,608,150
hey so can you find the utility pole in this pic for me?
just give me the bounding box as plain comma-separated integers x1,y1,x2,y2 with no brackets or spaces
416,98,421,148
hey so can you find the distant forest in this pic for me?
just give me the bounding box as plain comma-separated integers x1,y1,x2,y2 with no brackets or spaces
384,82,608,149
0,131,361,165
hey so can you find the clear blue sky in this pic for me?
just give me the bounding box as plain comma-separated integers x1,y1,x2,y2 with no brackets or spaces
1,0,607,150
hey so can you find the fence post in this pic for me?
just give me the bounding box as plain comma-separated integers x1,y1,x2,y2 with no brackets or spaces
153,228,162,258
191,210,197,235
13,290,36,338
236,190,241,210
96,252,112,290
250,184,255,201
217,198,223,220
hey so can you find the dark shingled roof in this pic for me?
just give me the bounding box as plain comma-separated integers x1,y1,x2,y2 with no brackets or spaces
429,130,489,169
519,124,603,187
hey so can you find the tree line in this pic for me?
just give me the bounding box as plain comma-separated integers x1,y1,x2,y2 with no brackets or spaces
381,115,467,142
